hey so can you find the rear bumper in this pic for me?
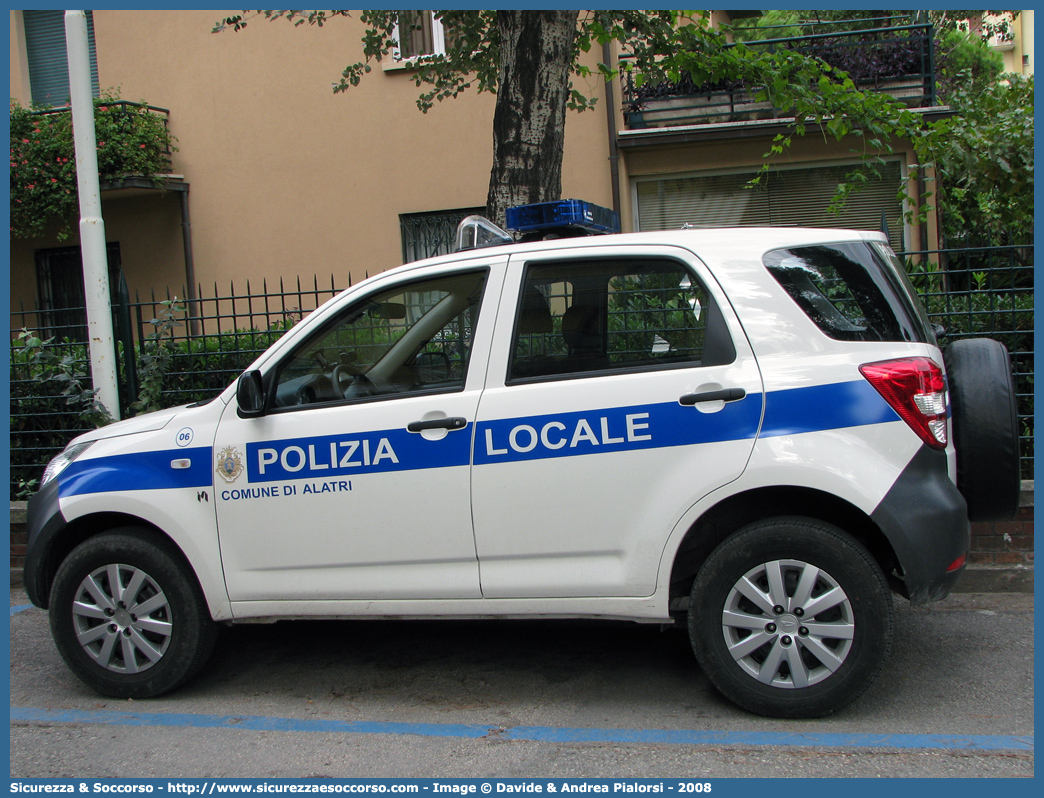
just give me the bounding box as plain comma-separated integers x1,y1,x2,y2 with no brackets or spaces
871,445,970,605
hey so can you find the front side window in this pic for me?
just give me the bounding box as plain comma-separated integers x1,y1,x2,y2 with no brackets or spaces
272,270,486,409
510,259,734,382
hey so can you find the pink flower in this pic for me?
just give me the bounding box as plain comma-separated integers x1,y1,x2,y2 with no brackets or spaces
140,144,146,149
22,139,29,143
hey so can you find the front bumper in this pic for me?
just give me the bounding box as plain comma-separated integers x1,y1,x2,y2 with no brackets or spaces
871,445,970,605
23,476,67,609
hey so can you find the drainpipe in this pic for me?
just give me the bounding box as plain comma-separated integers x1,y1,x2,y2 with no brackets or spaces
66,10,120,420
602,41,622,224
179,188,200,336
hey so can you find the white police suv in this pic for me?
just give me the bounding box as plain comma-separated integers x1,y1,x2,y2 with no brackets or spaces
24,201,1020,718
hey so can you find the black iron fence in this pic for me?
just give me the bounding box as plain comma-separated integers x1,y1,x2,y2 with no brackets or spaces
10,276,345,496
901,245,1033,478
9,246,1034,497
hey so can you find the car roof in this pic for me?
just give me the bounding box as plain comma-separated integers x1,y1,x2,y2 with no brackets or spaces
386,226,889,277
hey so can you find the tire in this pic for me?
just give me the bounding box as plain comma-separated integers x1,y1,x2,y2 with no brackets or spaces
689,518,893,718
944,338,1021,522
49,528,217,699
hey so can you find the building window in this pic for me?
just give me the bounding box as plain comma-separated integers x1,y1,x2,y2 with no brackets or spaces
35,243,121,341
392,11,450,60
400,208,484,263
633,161,906,249
23,10,100,107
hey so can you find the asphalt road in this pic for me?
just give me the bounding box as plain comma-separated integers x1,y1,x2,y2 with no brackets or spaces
8,587,1034,779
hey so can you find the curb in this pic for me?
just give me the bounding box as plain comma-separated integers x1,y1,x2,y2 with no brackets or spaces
953,564,1034,594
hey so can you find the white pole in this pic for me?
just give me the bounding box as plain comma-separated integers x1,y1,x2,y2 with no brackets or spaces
65,10,120,420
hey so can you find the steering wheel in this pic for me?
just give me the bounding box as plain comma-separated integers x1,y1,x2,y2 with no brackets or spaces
332,364,375,398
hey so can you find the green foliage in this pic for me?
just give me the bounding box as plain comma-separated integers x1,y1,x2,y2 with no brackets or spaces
917,75,1033,248
132,298,186,415
212,10,692,114
15,477,39,501
14,329,114,428
9,317,299,499
935,27,1004,98
731,10,1019,43
10,92,177,240
149,321,295,406
211,10,1030,242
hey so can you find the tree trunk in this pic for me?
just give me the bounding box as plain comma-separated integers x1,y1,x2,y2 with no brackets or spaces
486,10,578,227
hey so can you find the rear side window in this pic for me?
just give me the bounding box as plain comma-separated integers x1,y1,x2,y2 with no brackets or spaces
764,243,934,344
509,258,735,382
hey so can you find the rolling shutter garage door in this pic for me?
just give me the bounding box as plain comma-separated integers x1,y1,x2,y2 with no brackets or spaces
635,161,904,248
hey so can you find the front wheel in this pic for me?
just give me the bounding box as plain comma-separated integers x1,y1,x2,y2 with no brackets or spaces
688,518,893,718
49,529,217,698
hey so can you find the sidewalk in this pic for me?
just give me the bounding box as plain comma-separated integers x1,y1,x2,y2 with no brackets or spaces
954,564,1034,593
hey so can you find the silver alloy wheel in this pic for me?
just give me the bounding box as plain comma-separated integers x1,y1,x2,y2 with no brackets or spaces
721,558,855,689
71,563,173,674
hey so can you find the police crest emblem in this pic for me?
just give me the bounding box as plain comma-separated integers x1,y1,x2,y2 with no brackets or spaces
216,446,244,483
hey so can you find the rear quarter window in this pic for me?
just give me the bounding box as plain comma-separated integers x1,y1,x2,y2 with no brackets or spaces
764,242,935,344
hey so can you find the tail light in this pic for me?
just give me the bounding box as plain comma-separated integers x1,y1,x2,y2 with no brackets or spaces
859,358,948,449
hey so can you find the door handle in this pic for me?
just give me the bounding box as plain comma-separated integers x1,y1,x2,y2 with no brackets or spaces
679,388,746,406
407,417,468,433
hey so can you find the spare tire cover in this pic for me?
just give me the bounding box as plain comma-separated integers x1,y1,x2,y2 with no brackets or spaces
944,338,1020,522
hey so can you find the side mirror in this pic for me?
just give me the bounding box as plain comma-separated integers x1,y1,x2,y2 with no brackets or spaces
237,370,265,418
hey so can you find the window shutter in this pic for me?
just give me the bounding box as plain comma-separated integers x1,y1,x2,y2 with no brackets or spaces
635,162,904,247
23,10,99,107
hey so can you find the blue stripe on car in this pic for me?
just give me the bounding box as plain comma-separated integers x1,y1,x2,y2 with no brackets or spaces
57,381,900,497
59,447,213,497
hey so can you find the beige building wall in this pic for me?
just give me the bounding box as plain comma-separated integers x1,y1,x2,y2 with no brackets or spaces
9,10,613,312
10,10,947,316
991,10,1034,75
9,10,31,101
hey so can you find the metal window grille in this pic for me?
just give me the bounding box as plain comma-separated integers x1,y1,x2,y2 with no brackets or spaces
400,208,484,263
33,243,121,342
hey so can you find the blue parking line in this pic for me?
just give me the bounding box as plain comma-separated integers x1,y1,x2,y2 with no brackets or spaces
9,707,1033,752
10,604,33,616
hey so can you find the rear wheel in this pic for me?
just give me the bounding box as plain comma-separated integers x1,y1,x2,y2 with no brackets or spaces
689,518,893,718
49,529,217,698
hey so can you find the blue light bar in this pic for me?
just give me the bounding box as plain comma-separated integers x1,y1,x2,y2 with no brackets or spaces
505,199,620,235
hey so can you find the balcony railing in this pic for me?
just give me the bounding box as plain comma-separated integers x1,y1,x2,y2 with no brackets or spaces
622,20,936,130
30,100,174,174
